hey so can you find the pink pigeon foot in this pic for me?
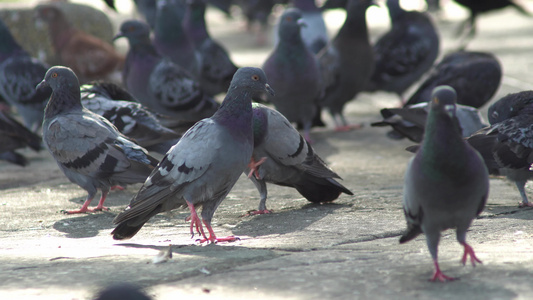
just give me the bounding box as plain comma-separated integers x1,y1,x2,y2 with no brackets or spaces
430,260,457,282
334,123,363,132
518,201,533,208
196,220,239,244
110,185,125,191
460,242,482,266
62,192,110,214
247,157,267,179
245,209,273,216
186,202,207,240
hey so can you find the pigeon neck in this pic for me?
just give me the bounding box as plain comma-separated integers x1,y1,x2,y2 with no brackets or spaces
387,0,404,23
183,3,209,46
45,83,83,118
251,105,268,147
212,88,253,132
422,110,466,164
338,6,370,40
128,37,160,56
155,7,187,43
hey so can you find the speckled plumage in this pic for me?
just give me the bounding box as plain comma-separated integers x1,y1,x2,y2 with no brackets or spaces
401,86,488,282
112,67,274,243
39,66,159,214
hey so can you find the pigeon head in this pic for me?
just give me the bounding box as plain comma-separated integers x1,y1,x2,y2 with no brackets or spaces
488,91,533,125
114,20,151,46
278,8,306,41
228,67,275,99
430,86,457,118
37,66,80,93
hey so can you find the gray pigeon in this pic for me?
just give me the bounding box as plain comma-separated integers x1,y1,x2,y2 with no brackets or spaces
0,111,42,166
246,103,353,214
80,81,181,154
0,18,51,132
38,66,159,214
400,86,489,281
112,67,275,243
114,20,219,126
263,8,322,142
317,0,376,131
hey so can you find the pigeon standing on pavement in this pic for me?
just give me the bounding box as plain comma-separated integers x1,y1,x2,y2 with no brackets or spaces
0,111,42,166
183,0,239,96
34,4,124,84
263,8,322,142
246,103,353,215
293,0,329,54
317,0,376,131
153,0,201,77
365,0,440,103
114,20,219,126
466,91,533,207
0,18,51,132
80,81,181,154
400,86,489,282
112,67,275,243
38,66,159,214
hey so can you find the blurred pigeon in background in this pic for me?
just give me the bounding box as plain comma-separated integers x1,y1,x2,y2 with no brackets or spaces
0,111,42,166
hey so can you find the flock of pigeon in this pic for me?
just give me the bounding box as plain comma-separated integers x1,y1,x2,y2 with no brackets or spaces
0,0,532,284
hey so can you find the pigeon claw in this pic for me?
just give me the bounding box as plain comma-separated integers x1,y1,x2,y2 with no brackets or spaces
244,209,273,216
334,123,363,132
518,201,533,208
460,242,482,266
247,157,267,179
430,260,457,282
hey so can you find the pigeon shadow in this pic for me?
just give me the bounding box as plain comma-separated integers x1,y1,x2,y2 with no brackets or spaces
231,201,349,238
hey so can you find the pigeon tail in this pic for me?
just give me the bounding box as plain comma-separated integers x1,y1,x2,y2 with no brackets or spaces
399,223,422,244
294,176,353,203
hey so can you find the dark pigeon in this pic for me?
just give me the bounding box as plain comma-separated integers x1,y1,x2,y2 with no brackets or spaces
405,51,502,108
320,0,347,10
95,283,152,300
80,81,181,154
0,18,50,132
38,66,159,214
134,0,157,28
400,85,489,282
0,111,42,166
112,67,275,243
466,91,533,207
246,103,353,214
114,20,220,126
365,0,440,103
153,0,201,77
183,0,239,96
263,8,322,142
317,0,376,131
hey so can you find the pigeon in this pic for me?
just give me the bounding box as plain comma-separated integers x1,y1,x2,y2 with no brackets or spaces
263,8,322,142
400,85,489,282
293,0,329,54
233,0,282,46
465,91,533,207
371,102,487,142
34,4,124,84
0,111,42,166
114,19,220,126
153,0,201,77
317,0,377,131
246,103,353,214
365,0,440,103
452,0,531,47
183,0,239,96
112,67,275,243
95,283,152,300
80,81,182,154
320,0,347,10
404,51,502,109
0,18,51,132
38,66,159,214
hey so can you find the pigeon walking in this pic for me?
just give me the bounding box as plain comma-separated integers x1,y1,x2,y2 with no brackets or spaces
400,86,489,282
114,20,219,126
317,0,376,131
246,103,353,215
38,66,159,214
112,67,274,243
0,18,50,132
263,8,322,142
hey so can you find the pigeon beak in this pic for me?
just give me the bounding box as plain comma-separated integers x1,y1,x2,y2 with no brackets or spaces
265,84,275,96
112,32,125,42
36,79,48,91
297,19,308,28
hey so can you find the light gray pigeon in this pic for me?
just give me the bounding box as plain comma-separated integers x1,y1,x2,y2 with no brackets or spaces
112,67,275,243
246,103,353,215
38,66,159,214
400,86,489,282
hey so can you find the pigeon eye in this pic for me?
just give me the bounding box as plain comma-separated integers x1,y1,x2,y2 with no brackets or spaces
251,75,259,81
51,72,58,78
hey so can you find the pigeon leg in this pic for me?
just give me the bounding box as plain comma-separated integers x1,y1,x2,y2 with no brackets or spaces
247,157,267,179
333,113,363,132
430,260,457,282
460,242,482,266
197,219,238,244
515,181,533,208
63,190,109,214
111,185,125,191
186,201,207,240
244,176,273,216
